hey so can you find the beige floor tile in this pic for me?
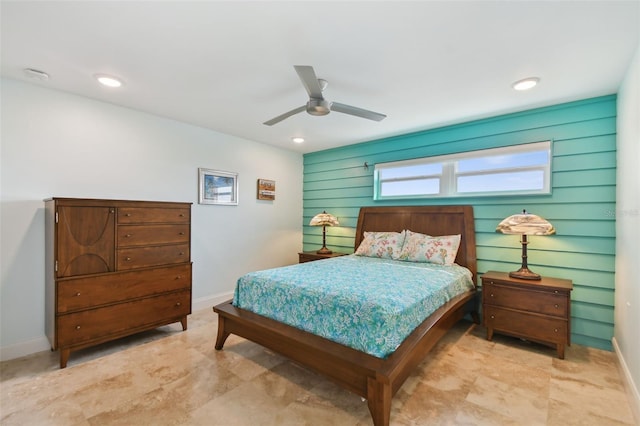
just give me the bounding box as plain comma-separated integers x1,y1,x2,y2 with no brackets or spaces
466,375,549,425
549,376,635,424
0,312,636,426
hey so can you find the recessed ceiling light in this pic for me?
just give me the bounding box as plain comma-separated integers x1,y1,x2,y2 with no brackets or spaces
512,77,540,91
95,74,124,88
292,137,305,143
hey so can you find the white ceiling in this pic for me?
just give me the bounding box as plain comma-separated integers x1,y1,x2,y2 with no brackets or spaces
2,1,638,154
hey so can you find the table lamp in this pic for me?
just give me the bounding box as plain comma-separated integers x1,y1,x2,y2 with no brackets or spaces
496,209,555,280
309,211,339,254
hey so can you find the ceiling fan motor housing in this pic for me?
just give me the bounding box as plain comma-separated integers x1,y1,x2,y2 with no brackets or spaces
307,98,331,116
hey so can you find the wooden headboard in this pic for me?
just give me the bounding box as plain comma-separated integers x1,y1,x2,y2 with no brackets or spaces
354,205,477,283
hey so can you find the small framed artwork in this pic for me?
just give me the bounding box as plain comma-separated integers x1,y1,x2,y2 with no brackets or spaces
198,168,238,205
257,179,276,200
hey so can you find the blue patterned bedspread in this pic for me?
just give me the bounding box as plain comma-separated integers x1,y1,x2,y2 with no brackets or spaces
233,255,474,358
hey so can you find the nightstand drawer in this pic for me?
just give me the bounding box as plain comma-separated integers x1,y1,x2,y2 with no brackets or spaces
483,282,568,317
484,306,568,344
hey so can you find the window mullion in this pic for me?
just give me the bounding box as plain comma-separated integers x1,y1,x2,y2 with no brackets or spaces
441,161,455,196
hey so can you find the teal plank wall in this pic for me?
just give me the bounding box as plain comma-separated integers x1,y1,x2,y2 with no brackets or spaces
303,95,617,351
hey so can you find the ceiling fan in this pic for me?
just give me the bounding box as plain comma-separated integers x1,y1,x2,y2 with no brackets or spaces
263,65,387,126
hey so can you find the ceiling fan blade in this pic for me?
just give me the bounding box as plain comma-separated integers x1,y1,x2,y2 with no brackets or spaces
263,105,306,126
294,65,324,99
331,102,387,122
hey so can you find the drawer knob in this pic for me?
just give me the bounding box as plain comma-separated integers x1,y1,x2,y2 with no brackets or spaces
554,328,559,332
125,234,132,238
125,257,131,261
75,292,81,297
179,252,184,256
179,213,185,217
554,290,559,294
175,302,181,307
490,293,494,297
179,232,185,235
490,315,495,319
176,275,182,279
554,304,559,308
125,213,131,217
75,325,81,330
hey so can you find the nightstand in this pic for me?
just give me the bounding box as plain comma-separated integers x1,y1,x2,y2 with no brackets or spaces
482,270,573,359
298,251,348,263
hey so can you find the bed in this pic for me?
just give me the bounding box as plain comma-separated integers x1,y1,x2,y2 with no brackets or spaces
213,205,478,426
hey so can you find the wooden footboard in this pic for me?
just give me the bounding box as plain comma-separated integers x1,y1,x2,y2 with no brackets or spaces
213,289,477,426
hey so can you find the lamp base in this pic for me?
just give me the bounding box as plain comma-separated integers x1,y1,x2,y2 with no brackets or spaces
509,267,541,280
316,246,333,255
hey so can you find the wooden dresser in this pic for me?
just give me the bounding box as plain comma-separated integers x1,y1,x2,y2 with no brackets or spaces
482,270,573,359
45,198,192,368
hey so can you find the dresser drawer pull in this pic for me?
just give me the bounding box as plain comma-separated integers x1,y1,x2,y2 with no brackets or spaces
175,302,181,307
179,252,184,256
75,292,81,297
490,315,495,319
554,304,559,308
176,275,182,279
124,234,132,238
125,213,132,217
554,290,559,294
125,257,131,261
490,293,494,297
75,325,81,330
179,213,185,217
554,328,558,332
179,232,185,235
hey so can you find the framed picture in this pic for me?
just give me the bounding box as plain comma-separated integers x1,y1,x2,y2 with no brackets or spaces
257,179,276,200
198,168,238,205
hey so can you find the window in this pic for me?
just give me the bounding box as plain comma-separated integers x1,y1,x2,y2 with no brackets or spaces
374,141,551,200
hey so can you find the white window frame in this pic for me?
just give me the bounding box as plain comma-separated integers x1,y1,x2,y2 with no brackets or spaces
373,141,551,200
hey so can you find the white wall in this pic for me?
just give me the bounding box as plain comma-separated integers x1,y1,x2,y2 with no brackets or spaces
0,78,303,359
614,43,640,421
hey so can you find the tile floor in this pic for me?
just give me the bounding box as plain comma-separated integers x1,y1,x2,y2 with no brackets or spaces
0,308,635,425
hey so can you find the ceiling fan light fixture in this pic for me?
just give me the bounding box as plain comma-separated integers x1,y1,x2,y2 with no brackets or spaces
512,77,540,91
307,99,331,116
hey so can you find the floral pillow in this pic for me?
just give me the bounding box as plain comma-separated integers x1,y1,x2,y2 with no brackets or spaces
397,230,461,265
355,230,406,259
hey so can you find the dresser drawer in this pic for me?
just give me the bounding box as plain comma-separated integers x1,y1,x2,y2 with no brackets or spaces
57,264,192,313
483,282,568,317
117,224,189,247
57,290,191,347
117,244,190,270
484,306,568,344
118,207,190,224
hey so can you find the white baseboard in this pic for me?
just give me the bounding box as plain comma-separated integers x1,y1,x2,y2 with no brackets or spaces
0,336,51,362
192,291,233,312
612,337,640,425
0,291,234,363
